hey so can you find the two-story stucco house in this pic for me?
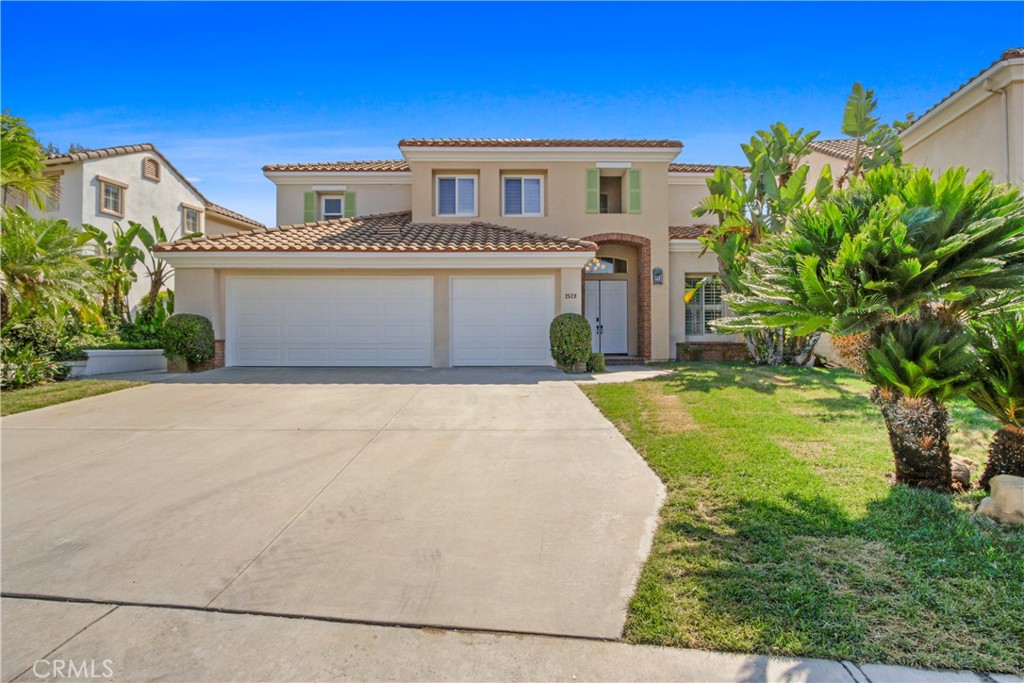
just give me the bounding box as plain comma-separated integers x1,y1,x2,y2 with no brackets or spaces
157,138,737,368
31,144,264,310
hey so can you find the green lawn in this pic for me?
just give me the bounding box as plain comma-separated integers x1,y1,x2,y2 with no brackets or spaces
583,363,1023,674
1,379,147,415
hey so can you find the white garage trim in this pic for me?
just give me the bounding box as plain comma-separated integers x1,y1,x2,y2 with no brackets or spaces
159,251,594,270
450,275,556,367
226,276,433,367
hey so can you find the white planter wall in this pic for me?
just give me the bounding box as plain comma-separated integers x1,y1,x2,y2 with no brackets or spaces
80,349,166,376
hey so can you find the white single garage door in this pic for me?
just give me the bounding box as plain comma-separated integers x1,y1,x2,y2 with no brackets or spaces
450,276,555,366
226,276,433,367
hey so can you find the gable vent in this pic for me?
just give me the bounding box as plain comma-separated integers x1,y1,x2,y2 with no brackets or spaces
142,157,161,181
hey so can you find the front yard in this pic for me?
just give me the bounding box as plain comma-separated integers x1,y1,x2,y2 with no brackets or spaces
583,364,1023,674
1,379,147,415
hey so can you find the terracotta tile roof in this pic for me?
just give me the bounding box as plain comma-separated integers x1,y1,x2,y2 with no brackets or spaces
262,160,410,173
669,225,712,240
669,162,749,173
204,202,265,230
808,139,861,161
906,47,1024,130
155,211,596,254
44,143,208,203
399,138,683,148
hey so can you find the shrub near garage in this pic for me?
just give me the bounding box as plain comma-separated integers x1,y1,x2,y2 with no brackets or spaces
162,313,215,366
549,313,592,371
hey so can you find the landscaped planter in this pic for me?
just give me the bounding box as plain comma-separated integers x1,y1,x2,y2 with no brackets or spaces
80,349,167,376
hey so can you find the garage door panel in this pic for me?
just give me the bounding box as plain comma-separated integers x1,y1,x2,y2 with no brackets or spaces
228,277,433,367
451,277,554,367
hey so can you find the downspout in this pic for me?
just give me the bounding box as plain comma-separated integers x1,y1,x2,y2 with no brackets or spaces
985,78,1010,184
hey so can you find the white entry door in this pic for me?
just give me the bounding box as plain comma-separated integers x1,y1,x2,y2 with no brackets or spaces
584,280,628,354
450,276,555,366
226,276,433,366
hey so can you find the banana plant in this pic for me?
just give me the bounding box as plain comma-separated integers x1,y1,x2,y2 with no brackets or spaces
132,217,174,312
838,83,906,186
81,222,144,323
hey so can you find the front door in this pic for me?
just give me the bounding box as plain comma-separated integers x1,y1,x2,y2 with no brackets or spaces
585,280,628,354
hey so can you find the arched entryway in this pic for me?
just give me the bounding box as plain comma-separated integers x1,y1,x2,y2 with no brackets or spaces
581,233,651,359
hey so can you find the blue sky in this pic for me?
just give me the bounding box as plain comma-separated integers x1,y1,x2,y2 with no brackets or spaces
2,2,1022,226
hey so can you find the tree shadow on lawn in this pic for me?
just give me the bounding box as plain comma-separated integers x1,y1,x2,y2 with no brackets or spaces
636,485,1024,673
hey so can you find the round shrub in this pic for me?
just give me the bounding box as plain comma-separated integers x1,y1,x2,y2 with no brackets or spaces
162,314,215,364
587,351,606,374
549,313,592,370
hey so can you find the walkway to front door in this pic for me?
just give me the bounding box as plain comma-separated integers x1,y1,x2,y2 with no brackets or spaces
585,280,628,354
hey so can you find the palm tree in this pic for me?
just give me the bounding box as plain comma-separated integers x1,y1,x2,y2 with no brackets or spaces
0,207,96,326
967,313,1024,490
723,166,1024,492
1,114,54,210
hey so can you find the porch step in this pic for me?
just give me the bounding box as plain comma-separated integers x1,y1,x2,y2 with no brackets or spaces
603,356,647,366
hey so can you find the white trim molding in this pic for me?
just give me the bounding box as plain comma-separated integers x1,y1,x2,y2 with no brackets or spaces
263,171,412,185
157,250,597,270
401,147,680,164
669,239,705,253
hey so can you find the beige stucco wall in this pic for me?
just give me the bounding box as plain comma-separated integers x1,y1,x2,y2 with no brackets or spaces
803,151,844,188
667,180,712,226
173,266,582,368
903,81,1024,185
275,182,411,226
204,214,253,237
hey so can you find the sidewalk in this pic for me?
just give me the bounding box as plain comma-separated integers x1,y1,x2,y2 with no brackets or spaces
3,598,1019,683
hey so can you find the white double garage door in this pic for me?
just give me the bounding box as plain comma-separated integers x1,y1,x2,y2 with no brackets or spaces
226,275,555,367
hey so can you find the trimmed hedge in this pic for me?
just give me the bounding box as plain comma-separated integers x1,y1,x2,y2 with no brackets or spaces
549,313,592,369
162,314,215,364
587,352,606,374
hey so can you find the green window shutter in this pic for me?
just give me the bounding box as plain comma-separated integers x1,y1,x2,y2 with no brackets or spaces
628,168,642,214
303,192,316,222
585,168,600,214
344,191,357,217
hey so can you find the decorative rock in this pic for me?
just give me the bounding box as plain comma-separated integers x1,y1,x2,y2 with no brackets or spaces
976,475,1024,525
950,456,977,491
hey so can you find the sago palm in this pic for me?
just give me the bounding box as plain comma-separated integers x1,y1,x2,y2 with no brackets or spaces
967,313,1024,490
723,166,1024,492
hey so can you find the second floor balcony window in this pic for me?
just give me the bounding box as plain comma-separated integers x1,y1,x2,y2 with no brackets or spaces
503,176,543,216
437,176,477,216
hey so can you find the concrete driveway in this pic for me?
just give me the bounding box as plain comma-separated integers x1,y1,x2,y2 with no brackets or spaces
1,367,664,641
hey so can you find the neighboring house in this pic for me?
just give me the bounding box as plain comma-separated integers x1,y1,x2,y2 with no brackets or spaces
25,143,264,310
808,48,1024,186
159,139,740,368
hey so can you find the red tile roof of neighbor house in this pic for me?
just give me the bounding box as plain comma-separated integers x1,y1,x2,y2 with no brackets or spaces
807,139,861,161
399,138,683,148
205,202,266,230
262,160,411,173
669,225,712,240
669,163,749,173
154,211,597,254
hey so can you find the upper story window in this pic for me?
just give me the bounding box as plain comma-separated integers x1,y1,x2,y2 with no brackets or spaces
142,157,161,181
436,175,477,216
182,204,202,234
322,195,344,220
586,167,641,215
97,176,127,218
503,176,543,216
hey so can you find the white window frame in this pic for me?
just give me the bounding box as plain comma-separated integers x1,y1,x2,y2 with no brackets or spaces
321,194,345,220
502,175,544,217
685,274,727,339
97,176,127,218
435,175,477,217
181,203,203,235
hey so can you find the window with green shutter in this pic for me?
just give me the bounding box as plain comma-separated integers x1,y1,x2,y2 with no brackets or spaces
585,168,600,214
628,168,641,214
